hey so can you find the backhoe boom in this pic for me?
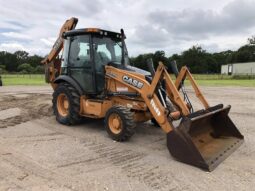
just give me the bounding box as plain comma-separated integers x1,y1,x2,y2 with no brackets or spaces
41,17,78,65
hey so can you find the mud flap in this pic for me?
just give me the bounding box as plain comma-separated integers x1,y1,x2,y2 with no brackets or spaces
167,105,244,171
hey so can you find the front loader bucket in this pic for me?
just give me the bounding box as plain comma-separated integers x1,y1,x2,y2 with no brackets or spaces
167,105,244,171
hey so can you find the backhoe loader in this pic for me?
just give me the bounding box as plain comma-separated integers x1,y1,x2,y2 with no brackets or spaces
42,17,244,171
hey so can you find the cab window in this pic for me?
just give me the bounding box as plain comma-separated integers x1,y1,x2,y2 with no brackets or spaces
69,35,91,67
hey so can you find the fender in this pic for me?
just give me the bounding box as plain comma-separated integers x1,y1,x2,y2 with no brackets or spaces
54,75,83,95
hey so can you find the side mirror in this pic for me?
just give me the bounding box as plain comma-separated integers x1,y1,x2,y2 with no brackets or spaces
170,60,179,77
146,58,155,77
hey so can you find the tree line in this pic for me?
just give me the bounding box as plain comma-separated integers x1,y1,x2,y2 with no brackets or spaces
0,36,255,74
130,36,255,74
0,51,44,74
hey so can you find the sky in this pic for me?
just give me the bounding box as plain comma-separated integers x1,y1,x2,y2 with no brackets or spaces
0,0,255,57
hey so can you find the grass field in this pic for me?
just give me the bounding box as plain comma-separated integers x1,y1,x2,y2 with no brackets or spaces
1,74,46,86
1,74,255,87
191,79,255,87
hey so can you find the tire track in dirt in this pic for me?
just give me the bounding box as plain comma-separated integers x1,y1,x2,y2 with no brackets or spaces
81,140,185,190
0,94,52,128
35,119,198,191
0,148,95,191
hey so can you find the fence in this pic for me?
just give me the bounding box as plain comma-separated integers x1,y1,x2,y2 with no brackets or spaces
1,74,44,79
1,74,255,80
172,74,255,80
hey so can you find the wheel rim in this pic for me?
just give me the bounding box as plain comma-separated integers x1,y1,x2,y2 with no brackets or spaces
108,113,123,134
57,93,69,117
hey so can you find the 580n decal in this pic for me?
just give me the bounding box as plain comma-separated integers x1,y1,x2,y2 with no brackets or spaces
122,75,144,89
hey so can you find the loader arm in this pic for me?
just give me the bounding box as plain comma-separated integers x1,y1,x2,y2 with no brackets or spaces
106,62,208,132
174,66,209,109
105,62,198,133
106,65,172,132
41,17,78,84
105,63,243,171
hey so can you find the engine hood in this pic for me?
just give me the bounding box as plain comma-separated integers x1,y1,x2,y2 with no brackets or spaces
125,65,151,76
107,62,151,77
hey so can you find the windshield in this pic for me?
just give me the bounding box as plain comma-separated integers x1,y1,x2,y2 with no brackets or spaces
92,36,130,67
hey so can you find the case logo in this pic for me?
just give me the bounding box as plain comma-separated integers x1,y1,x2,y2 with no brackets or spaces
122,75,144,89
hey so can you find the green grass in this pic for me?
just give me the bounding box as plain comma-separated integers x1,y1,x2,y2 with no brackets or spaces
191,74,255,87
194,79,255,87
1,74,46,86
1,74,255,87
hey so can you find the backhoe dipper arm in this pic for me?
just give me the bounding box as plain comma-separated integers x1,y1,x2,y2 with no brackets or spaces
41,17,78,65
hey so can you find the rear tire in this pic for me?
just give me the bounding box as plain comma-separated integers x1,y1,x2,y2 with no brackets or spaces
105,106,135,141
52,83,81,125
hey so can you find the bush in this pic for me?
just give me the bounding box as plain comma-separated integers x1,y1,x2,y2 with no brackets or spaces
0,64,6,70
17,63,34,73
0,65,7,74
34,65,44,74
232,75,255,80
19,70,29,74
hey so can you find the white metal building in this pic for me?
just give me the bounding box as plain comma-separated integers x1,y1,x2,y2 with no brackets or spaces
221,62,255,75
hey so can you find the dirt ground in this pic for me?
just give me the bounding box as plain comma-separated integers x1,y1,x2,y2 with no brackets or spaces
0,85,254,191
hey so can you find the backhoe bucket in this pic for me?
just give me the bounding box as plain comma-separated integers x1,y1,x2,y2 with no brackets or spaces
167,105,244,171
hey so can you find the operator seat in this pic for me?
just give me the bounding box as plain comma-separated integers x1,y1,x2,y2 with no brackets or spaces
94,51,110,72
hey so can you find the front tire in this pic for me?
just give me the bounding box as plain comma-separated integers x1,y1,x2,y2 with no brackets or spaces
105,106,136,141
52,83,81,125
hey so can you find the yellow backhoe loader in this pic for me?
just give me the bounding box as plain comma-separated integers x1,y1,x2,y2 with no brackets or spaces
42,17,244,171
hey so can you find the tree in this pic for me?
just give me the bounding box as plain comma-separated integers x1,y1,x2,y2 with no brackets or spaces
34,65,44,73
228,36,255,63
27,55,43,67
237,45,255,62
130,53,154,70
180,46,210,73
14,50,29,60
0,65,6,70
212,50,233,72
1,52,19,72
0,51,43,73
248,36,255,45
169,46,220,73
130,50,170,72
17,63,34,73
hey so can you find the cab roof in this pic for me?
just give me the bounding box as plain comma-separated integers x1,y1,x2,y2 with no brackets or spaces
63,28,124,39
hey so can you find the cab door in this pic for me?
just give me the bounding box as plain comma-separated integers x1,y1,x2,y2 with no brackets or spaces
92,36,113,93
68,35,95,93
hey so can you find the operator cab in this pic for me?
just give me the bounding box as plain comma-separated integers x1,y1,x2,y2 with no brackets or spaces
61,28,130,94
